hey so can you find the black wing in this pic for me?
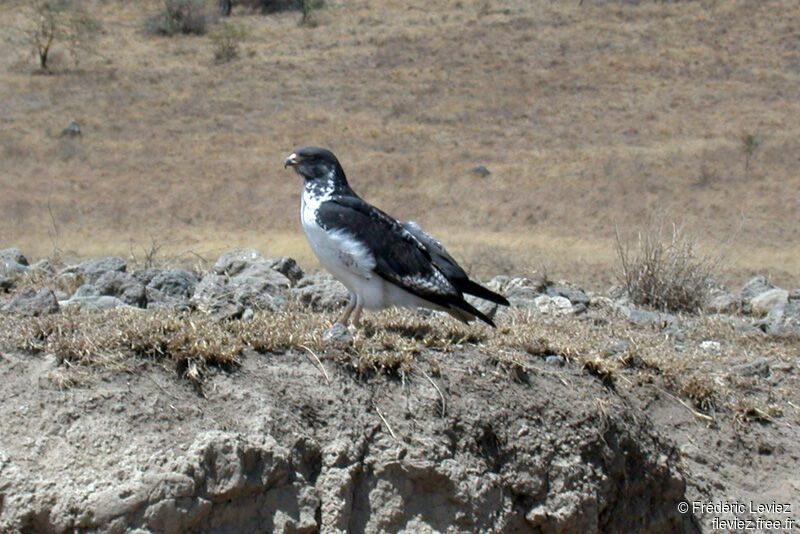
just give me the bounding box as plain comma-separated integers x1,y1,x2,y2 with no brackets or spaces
316,196,495,324
402,221,510,306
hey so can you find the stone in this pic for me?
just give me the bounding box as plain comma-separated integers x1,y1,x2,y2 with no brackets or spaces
63,257,127,284
756,301,800,339
546,282,589,313
323,322,353,345
622,307,677,329
60,295,131,312
739,275,774,307
705,290,740,314
699,340,721,352
291,272,349,311
3,288,59,316
0,248,30,291
545,354,565,367
731,357,771,378
190,275,246,320
59,121,81,137
93,271,147,307
502,277,547,308
146,269,199,299
471,165,491,177
534,295,573,316
267,257,304,286
0,248,29,266
192,251,290,317
749,288,789,316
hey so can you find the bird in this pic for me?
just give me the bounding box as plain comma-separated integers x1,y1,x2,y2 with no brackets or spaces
284,146,509,328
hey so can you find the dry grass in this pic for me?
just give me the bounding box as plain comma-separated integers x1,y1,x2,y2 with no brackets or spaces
615,219,715,312
2,287,797,419
1,1,799,288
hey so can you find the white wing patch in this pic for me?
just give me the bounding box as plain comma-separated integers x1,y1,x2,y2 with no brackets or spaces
326,228,376,279
401,269,454,296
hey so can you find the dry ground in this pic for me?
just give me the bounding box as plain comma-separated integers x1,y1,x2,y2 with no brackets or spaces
1,0,799,288
1,292,799,530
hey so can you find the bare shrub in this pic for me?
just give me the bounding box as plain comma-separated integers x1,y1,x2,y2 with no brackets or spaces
209,21,248,63
615,219,715,313
23,0,102,70
145,0,210,36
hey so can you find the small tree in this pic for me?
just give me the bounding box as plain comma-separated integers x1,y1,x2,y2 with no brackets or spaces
300,0,324,26
740,132,761,176
209,22,248,63
28,0,101,70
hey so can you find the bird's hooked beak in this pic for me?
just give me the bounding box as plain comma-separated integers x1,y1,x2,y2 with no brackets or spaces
284,152,299,168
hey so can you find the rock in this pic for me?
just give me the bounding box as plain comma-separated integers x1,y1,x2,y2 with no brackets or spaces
534,295,573,316
30,258,58,276
621,307,677,329
131,267,163,286
502,277,547,308
192,251,290,317
546,282,589,313
73,284,99,298
93,271,147,307
323,322,353,345
756,301,800,339
731,357,771,378
63,256,127,284
291,272,349,311
191,274,246,320
545,354,565,367
705,288,740,314
0,248,31,291
749,288,789,316
59,295,131,312
739,275,774,310
0,248,29,266
267,257,304,286
471,165,491,177
59,121,81,137
3,288,59,316
146,268,199,299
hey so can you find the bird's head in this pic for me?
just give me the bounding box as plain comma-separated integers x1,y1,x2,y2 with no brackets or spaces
283,146,346,184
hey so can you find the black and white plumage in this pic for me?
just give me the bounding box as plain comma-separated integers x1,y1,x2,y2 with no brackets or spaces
284,147,509,327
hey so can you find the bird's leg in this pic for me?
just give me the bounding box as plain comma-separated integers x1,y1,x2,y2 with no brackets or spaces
335,294,356,326
350,305,363,330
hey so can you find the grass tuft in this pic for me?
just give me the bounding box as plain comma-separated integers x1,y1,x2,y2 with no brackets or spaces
615,219,715,313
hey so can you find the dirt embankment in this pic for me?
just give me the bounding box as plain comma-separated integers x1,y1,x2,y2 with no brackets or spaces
0,347,697,533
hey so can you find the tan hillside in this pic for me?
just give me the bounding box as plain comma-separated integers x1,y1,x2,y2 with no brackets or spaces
1,0,798,288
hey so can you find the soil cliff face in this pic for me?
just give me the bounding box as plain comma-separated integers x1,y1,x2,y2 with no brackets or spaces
0,348,698,533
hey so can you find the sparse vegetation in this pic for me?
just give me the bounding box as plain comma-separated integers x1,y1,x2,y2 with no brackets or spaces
209,21,249,63
615,220,715,313
145,0,210,36
740,132,761,176
300,0,324,26
23,0,101,70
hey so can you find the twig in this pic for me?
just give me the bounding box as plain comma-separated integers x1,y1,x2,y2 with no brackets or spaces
146,372,181,401
656,386,714,424
298,344,330,385
373,403,397,440
420,368,446,417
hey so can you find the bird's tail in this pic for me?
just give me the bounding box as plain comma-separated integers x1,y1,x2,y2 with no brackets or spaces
448,300,497,328
458,279,510,307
